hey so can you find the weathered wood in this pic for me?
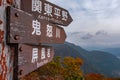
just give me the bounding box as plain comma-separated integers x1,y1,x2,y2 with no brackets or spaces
17,44,54,78
0,1,14,80
20,0,73,26
6,7,66,44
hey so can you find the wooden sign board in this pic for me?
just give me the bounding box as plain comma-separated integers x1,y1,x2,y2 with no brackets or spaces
0,0,1,6
6,7,66,44
18,44,54,78
20,0,73,26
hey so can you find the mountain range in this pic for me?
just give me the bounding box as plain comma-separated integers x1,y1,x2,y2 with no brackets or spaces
49,42,120,77
101,48,120,59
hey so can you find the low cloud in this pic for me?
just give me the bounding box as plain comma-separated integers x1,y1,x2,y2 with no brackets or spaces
96,30,108,36
81,33,93,40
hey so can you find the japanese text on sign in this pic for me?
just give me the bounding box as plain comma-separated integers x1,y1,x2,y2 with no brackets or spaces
32,20,55,38
8,6,66,44
56,27,60,38
41,48,51,60
32,20,41,35
46,24,53,38
31,48,38,63
31,47,51,63
32,0,42,13
32,0,68,21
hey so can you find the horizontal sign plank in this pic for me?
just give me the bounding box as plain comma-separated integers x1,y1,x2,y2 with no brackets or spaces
6,7,66,44
18,44,54,78
20,0,73,26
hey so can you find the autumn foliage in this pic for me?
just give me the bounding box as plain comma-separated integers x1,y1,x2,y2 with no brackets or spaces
38,56,84,80
62,57,83,80
20,56,84,80
85,73,105,80
20,56,120,80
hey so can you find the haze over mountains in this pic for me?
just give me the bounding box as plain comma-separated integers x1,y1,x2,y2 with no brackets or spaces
67,32,120,57
101,48,120,59
50,42,120,77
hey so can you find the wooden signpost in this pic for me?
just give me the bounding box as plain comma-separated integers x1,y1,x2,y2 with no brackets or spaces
18,44,54,78
20,0,73,26
0,0,72,80
7,7,66,44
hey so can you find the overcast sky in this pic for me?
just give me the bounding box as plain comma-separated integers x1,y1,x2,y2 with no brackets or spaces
47,0,120,50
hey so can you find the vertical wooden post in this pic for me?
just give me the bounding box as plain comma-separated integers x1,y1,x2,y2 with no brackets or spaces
0,0,17,80
0,0,21,79
11,44,18,80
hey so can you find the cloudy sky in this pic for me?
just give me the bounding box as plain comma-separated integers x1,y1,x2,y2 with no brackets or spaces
47,0,120,50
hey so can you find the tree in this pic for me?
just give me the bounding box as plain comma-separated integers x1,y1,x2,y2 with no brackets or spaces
62,57,83,80
38,56,64,79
